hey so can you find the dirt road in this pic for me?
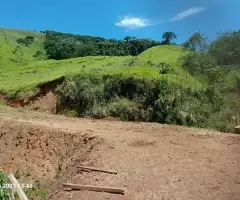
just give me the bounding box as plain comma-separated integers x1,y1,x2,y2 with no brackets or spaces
0,106,240,200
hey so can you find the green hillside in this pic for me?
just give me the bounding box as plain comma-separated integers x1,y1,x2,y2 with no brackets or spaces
0,28,200,96
0,28,46,68
114,45,199,88
0,28,239,132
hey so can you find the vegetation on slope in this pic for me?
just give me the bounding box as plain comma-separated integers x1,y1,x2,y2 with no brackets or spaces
0,55,132,96
0,30,196,97
57,74,200,126
0,28,46,68
56,31,240,132
0,28,239,132
181,31,240,130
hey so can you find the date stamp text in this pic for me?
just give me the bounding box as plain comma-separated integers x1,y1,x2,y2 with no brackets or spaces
0,183,33,189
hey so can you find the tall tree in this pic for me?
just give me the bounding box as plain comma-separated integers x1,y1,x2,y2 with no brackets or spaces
209,31,240,66
162,32,177,45
183,32,207,52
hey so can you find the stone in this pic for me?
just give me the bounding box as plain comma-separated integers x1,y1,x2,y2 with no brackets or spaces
235,125,240,134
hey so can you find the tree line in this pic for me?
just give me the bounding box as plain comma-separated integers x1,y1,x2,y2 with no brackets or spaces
43,31,178,60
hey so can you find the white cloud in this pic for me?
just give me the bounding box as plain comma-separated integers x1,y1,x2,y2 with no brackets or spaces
115,16,155,29
170,7,207,22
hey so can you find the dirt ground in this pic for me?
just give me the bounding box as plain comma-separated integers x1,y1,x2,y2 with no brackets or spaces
0,106,240,200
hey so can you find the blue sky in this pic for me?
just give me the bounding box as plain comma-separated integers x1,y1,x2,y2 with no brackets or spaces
0,0,239,43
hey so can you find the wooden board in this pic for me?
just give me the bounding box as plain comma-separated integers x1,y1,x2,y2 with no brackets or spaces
63,183,124,194
8,174,29,200
78,166,117,174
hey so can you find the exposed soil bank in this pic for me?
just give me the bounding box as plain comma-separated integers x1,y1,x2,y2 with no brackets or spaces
0,117,102,189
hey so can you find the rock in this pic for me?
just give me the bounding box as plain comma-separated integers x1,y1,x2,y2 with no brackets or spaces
235,125,240,134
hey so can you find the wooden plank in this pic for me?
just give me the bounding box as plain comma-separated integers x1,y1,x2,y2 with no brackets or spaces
78,166,117,174
8,174,29,200
62,183,124,194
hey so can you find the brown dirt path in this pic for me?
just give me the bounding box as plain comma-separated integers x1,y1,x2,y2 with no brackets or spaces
0,106,240,200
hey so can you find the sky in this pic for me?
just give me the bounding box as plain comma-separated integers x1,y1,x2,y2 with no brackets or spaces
0,0,239,43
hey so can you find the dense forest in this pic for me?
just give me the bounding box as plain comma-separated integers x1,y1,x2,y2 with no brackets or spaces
43,31,177,59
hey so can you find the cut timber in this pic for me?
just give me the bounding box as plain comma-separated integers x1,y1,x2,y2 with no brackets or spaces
78,166,117,174
63,183,124,194
235,125,240,134
8,174,29,200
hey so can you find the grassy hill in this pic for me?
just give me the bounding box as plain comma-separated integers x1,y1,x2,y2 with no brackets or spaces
0,28,239,132
0,28,201,97
0,28,46,68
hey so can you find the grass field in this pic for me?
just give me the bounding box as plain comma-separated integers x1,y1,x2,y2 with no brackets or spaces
0,28,46,66
0,28,202,97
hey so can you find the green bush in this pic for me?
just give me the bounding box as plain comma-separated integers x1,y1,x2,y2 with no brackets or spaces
17,36,34,47
56,74,104,116
57,74,194,125
181,52,217,76
105,98,141,121
26,36,35,41
157,62,172,74
92,106,108,119
33,50,44,58
56,73,236,131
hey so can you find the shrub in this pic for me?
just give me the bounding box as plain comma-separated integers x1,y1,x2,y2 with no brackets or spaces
105,98,139,121
17,36,34,47
92,106,108,119
56,74,104,116
17,38,27,46
157,62,172,74
26,35,34,41
56,73,236,132
33,50,44,58
181,52,217,76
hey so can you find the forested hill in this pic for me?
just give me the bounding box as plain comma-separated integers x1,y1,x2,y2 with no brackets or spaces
43,30,162,59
